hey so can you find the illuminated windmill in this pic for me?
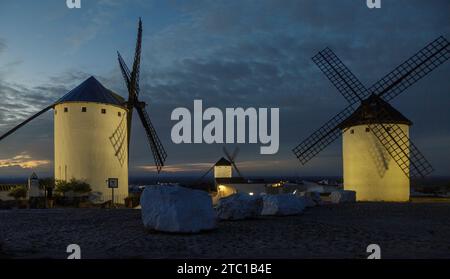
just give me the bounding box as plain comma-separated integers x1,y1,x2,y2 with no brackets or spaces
0,19,167,202
199,147,245,181
293,36,449,202
198,147,245,199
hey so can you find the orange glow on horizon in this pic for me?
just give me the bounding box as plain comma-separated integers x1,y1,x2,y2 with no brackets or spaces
0,153,50,169
137,159,292,173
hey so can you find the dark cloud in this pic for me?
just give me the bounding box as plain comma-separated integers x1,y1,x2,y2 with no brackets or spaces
133,0,450,175
1,0,449,177
0,66,96,176
0,73,89,128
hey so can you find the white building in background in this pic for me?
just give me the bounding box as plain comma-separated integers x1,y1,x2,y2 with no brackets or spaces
27,172,43,198
211,157,270,203
214,157,233,179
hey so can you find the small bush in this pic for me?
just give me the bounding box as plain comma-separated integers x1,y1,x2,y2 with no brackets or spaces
71,180,91,194
8,186,27,200
39,177,55,190
55,179,92,196
55,180,72,195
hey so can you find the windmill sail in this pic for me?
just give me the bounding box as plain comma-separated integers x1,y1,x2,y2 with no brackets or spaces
223,147,244,179
292,104,356,165
0,106,53,142
198,165,215,182
118,18,167,173
368,105,434,178
130,18,143,98
312,47,369,104
118,52,132,90
371,36,450,101
135,104,167,173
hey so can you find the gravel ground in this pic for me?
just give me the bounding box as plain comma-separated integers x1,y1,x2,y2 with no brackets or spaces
1,202,449,259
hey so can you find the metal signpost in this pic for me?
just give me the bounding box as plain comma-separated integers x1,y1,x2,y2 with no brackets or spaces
108,178,119,207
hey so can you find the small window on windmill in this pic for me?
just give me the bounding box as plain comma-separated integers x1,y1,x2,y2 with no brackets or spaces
101,109,106,114
118,111,122,117
82,107,87,112
64,107,68,113
350,129,354,134
365,127,370,132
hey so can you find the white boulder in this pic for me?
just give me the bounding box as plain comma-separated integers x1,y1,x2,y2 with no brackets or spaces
306,191,322,204
295,191,322,207
330,190,356,204
261,194,306,216
140,185,217,233
216,193,263,220
297,196,316,208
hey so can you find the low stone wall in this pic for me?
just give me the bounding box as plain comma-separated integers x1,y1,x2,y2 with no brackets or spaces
0,185,17,201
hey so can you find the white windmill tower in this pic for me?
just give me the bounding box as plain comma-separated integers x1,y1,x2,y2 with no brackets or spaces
338,95,413,201
0,19,167,203
197,147,245,199
293,36,449,202
53,76,130,201
213,157,233,179
199,147,245,182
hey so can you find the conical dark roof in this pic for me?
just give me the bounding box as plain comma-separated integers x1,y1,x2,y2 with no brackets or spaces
30,172,38,179
55,76,125,106
339,94,412,129
215,157,231,166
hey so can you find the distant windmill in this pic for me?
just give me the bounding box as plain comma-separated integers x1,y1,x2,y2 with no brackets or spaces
0,18,167,202
198,147,245,182
292,36,449,201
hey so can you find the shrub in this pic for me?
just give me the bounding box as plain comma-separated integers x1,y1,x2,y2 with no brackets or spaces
8,185,27,200
55,179,92,196
71,180,91,194
39,177,55,190
55,180,72,196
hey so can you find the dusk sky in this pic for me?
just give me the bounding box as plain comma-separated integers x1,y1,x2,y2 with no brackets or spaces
0,0,449,178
